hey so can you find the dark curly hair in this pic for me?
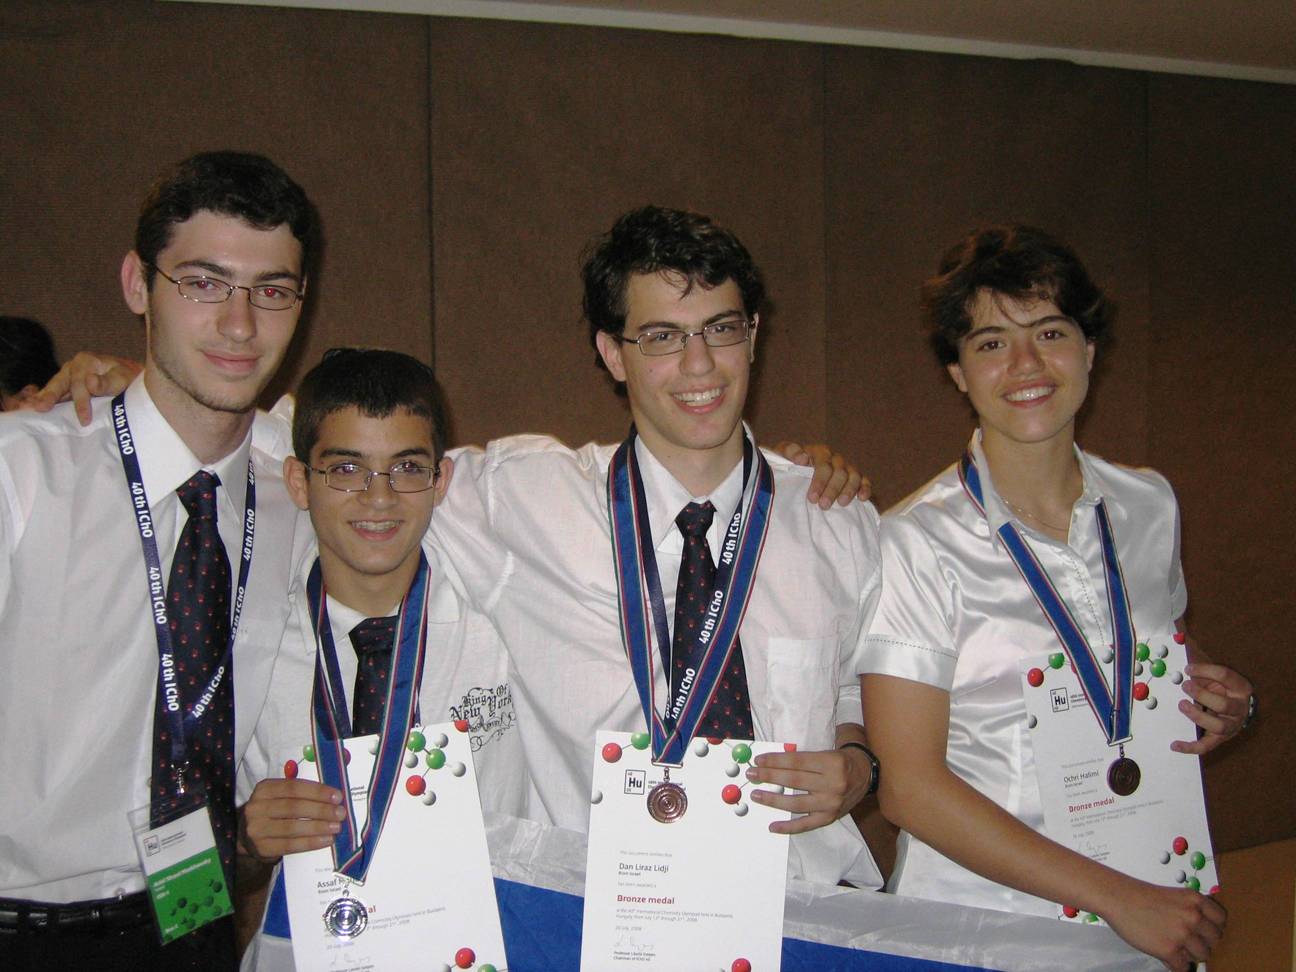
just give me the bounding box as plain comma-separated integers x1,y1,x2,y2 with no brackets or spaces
923,224,1113,365
582,205,765,371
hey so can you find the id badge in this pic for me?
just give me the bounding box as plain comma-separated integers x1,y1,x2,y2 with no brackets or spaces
128,800,233,943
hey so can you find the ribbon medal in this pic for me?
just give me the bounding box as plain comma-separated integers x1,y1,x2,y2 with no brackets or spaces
960,451,1140,797
307,553,431,934
607,429,773,820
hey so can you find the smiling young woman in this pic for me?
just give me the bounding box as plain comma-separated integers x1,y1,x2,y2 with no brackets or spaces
859,225,1254,971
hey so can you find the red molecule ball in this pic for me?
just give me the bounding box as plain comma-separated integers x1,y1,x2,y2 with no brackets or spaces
1062,905,1079,918
1173,631,1187,645
405,775,426,796
732,960,752,972
721,784,742,805
454,719,470,732
1209,885,1221,895
343,748,351,765
1172,836,1189,856
454,947,476,969
707,736,724,745
283,759,298,780
1133,682,1150,701
1026,668,1044,688
601,742,623,763
783,742,798,753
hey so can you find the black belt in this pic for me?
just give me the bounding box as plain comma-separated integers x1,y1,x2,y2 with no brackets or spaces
0,892,153,934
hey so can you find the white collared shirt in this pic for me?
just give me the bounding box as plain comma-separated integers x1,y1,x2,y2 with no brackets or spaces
0,377,298,901
863,433,1187,915
432,430,884,887
238,536,529,818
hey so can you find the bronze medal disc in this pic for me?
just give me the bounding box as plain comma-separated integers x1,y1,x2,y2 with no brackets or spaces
1107,756,1141,797
646,780,688,823
323,894,369,939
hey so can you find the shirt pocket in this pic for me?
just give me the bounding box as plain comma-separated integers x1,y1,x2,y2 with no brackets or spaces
763,636,841,749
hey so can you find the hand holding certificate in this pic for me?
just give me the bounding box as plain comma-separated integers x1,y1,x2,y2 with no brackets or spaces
1021,634,1221,924
281,721,506,971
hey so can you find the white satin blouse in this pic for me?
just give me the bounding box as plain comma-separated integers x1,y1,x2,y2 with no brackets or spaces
863,434,1187,915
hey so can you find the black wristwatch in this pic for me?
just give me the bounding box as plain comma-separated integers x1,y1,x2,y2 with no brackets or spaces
840,741,880,796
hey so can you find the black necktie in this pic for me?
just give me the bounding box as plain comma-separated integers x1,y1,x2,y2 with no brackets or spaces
151,470,235,876
673,501,753,740
349,616,397,735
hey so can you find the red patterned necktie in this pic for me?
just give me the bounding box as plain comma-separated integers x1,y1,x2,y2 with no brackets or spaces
673,501,753,740
349,616,397,736
150,470,235,876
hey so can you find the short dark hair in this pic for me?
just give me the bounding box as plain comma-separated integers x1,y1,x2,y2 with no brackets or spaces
0,316,59,397
923,224,1114,365
582,205,765,367
136,151,318,288
292,348,448,463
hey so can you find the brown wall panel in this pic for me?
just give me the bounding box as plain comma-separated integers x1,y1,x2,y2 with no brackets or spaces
1147,75,1296,852
428,18,826,449
824,47,1149,510
0,0,431,403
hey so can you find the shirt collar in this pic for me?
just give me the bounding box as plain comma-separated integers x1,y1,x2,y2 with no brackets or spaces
123,376,252,517
634,427,748,552
967,430,1103,546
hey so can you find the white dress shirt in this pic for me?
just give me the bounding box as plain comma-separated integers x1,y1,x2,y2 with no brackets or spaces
238,535,529,817
432,431,884,887
863,433,1187,915
0,377,298,902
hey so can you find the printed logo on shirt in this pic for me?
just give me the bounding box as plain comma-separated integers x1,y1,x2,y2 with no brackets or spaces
450,683,516,752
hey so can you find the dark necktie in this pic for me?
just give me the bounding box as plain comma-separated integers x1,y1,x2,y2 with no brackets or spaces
673,501,753,740
150,470,235,877
349,616,397,735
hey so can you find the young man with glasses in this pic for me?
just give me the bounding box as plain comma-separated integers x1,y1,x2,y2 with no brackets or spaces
433,205,885,888
0,152,313,971
234,349,527,970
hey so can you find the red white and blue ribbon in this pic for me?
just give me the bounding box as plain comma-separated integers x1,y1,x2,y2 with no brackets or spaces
959,451,1134,746
307,553,429,882
607,429,773,766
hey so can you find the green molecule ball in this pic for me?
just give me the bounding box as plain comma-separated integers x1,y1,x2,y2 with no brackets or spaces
1190,851,1206,870
1136,643,1150,662
426,748,446,770
630,731,650,750
302,744,315,762
407,730,426,752
1186,876,1201,892
1150,659,1167,677
1048,653,1065,670
731,743,753,764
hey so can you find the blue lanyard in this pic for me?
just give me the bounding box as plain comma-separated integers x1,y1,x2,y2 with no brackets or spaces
307,553,429,882
608,430,773,765
959,450,1134,746
112,393,256,778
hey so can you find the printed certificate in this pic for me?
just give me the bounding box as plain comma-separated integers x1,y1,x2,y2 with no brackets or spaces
581,730,789,971
282,721,507,970
1021,634,1219,923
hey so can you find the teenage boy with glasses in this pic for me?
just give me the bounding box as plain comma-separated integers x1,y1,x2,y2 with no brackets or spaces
0,152,313,971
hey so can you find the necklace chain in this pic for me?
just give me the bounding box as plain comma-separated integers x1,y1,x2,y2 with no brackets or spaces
1002,496,1070,533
